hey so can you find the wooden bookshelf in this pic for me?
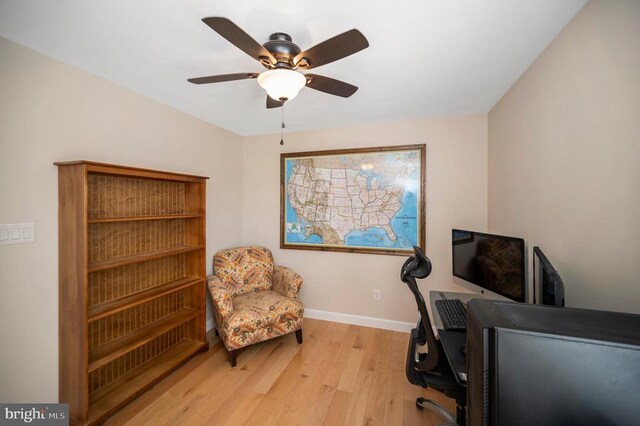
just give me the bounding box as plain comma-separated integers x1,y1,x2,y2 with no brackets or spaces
56,161,209,425
88,276,202,321
87,245,204,272
88,213,203,223
87,338,204,422
88,308,201,371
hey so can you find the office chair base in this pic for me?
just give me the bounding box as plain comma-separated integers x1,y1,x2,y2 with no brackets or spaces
415,397,457,425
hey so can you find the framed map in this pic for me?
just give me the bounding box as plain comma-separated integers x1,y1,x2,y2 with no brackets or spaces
280,144,425,255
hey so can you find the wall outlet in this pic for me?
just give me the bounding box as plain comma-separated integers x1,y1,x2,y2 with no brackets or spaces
373,289,381,301
0,223,35,246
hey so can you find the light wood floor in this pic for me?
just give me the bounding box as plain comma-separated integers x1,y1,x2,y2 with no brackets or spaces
105,318,456,425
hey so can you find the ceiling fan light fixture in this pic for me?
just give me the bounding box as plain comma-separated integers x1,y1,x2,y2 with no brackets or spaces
257,69,306,102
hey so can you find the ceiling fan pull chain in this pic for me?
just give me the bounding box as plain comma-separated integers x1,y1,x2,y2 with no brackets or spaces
280,102,286,145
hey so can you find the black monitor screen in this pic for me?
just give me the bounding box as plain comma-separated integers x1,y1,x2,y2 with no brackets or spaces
452,229,525,302
533,246,565,306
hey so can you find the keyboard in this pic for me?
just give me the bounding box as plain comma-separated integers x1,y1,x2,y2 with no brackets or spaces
435,299,467,331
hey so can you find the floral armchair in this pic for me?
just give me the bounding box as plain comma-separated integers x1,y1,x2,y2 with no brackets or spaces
207,246,304,366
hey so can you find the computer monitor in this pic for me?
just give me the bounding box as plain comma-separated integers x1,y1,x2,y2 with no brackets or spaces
452,229,526,302
467,299,640,425
533,246,565,307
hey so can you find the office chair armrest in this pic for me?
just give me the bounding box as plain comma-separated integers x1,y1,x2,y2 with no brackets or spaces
272,265,303,299
207,275,234,320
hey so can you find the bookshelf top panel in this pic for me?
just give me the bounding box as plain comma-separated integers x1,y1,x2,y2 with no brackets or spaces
54,160,209,182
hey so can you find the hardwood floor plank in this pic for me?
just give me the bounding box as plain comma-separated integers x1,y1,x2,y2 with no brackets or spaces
128,340,276,425
363,329,393,425
117,393,179,426
207,391,265,426
251,332,317,400
322,328,358,388
252,340,304,395
102,319,457,426
383,331,407,425
298,323,351,425
343,368,373,424
241,395,284,426
242,331,321,424
337,348,364,392
160,393,215,426
103,343,223,425
204,342,296,424
272,322,345,425
323,389,352,426
342,327,379,424
194,340,279,399
164,342,230,398
303,384,338,426
404,398,424,426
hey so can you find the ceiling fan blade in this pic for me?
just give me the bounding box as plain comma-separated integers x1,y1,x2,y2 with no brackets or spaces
202,17,276,65
266,96,283,109
187,73,259,85
294,29,369,70
305,74,358,97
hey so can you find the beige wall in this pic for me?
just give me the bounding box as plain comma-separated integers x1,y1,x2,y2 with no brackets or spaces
488,0,640,313
0,37,244,403
242,115,488,324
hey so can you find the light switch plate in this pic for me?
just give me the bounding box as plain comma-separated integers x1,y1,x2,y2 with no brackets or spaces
0,223,35,246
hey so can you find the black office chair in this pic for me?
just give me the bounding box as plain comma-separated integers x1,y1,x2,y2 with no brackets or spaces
401,246,467,426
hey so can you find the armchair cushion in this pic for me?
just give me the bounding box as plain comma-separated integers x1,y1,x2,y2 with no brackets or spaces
222,290,304,350
213,246,274,297
272,265,303,299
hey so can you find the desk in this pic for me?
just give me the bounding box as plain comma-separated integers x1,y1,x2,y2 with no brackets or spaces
428,291,509,386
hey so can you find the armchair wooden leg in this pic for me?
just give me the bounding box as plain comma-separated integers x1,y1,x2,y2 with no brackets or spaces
229,349,237,367
295,329,303,344
214,328,219,337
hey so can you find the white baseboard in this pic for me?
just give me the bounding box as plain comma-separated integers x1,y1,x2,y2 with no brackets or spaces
206,309,415,333
304,308,414,333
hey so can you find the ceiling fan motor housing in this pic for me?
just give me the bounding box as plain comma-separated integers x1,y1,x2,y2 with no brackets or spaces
263,33,302,68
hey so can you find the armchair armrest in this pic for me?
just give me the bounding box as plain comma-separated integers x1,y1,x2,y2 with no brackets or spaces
207,275,234,321
272,265,303,299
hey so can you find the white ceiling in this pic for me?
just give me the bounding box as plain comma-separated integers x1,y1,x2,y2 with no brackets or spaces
0,0,586,136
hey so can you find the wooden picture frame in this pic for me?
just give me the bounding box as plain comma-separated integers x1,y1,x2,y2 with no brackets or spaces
280,144,426,256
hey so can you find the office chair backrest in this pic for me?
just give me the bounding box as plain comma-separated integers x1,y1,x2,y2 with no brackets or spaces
401,246,441,372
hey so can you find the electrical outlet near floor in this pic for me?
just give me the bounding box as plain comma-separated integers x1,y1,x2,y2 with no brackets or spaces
373,289,381,300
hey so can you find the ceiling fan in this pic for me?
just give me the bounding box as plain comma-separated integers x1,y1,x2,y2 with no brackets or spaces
188,17,369,108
